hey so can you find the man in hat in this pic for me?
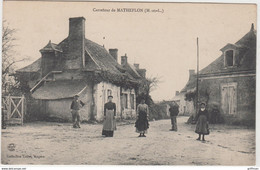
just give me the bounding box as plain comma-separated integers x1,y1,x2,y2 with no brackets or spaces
169,102,179,131
70,94,85,128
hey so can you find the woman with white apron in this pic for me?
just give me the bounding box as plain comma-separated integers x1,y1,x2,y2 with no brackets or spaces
102,95,116,137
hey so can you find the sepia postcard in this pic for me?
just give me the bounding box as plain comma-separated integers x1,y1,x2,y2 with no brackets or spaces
0,0,258,167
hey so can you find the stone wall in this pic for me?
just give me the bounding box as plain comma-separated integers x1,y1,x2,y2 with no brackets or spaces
199,75,256,117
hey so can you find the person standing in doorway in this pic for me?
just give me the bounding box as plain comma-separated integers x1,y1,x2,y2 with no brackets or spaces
195,103,210,141
135,98,149,137
102,96,117,137
70,94,85,128
169,102,179,131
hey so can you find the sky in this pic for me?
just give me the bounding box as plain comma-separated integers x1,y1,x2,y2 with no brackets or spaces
3,1,256,101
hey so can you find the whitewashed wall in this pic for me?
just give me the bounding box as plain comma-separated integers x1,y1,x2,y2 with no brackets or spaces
94,81,136,121
174,93,194,116
45,84,92,121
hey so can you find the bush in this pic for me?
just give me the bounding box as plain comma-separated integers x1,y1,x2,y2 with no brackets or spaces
148,103,169,120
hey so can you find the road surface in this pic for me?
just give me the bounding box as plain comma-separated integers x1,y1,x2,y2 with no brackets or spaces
1,116,255,165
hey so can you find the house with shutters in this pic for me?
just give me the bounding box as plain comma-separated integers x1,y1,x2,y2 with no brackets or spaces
174,23,256,124
199,24,256,123
15,17,146,121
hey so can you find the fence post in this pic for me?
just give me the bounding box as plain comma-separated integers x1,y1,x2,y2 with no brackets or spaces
21,95,24,125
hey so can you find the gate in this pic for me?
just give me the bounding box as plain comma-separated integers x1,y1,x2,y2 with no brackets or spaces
2,95,25,125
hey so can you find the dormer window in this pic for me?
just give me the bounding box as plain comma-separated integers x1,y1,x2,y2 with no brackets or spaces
225,50,234,67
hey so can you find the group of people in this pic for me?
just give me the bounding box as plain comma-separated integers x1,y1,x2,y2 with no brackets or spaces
169,102,210,141
70,95,210,140
101,96,150,138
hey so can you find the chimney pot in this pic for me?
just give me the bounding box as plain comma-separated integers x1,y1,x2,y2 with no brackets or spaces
134,64,140,69
251,23,254,31
121,55,128,66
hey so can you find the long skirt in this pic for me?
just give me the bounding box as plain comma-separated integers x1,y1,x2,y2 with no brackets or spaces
102,110,116,137
195,115,209,135
135,111,149,134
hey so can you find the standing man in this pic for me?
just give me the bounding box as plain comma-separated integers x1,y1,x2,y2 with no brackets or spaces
70,94,85,128
169,102,179,131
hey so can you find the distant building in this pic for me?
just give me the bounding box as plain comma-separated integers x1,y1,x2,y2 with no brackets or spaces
173,70,196,116
15,17,146,121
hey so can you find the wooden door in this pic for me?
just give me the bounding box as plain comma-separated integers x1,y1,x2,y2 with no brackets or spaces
221,83,237,115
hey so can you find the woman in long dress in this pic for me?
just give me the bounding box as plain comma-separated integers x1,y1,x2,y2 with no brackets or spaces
102,96,116,137
135,99,149,137
195,103,210,141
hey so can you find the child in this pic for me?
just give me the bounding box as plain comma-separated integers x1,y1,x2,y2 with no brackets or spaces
195,103,210,141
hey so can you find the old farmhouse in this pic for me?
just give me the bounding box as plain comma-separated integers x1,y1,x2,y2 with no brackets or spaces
15,17,146,122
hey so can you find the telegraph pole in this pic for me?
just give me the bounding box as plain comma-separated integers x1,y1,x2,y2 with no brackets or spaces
196,37,199,115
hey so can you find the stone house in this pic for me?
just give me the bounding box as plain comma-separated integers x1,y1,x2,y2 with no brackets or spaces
15,17,146,122
199,24,256,121
174,23,256,123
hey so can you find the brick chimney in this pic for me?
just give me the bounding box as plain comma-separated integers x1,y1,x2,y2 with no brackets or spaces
109,49,118,62
137,69,146,78
188,69,195,80
121,54,128,66
134,64,139,69
68,17,86,68
189,69,195,76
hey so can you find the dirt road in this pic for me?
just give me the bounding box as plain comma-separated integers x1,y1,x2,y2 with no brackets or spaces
1,116,255,165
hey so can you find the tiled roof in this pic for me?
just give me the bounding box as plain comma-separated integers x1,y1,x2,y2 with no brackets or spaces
199,27,256,76
32,80,88,100
40,40,63,52
16,58,41,73
123,63,142,79
84,38,125,75
180,74,197,93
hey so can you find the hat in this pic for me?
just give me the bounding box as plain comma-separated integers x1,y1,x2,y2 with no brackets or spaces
200,102,206,106
74,94,79,97
108,95,113,98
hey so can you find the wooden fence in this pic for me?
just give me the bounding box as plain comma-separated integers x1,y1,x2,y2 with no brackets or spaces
2,95,25,125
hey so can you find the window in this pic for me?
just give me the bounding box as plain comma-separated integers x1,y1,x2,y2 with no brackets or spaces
130,94,135,109
107,89,112,101
225,50,234,67
107,89,112,96
121,94,128,109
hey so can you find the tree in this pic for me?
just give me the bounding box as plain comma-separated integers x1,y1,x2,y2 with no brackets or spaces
136,76,160,106
2,20,28,95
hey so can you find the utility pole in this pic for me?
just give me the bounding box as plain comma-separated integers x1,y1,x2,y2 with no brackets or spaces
196,37,199,115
